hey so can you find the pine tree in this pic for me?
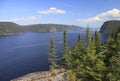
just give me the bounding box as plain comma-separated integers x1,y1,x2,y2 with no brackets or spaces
77,33,85,53
85,26,91,47
49,38,57,69
94,31,101,53
63,30,67,52
62,30,71,68
77,33,81,44
104,32,120,81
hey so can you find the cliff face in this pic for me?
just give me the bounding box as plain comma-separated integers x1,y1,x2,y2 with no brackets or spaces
11,70,66,81
100,20,120,34
50,27,57,32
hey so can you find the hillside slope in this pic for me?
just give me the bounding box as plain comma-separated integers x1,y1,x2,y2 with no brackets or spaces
100,20,120,34
23,24,83,32
0,22,22,35
0,22,83,35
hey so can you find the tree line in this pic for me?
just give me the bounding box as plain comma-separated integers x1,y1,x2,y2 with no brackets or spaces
48,27,120,81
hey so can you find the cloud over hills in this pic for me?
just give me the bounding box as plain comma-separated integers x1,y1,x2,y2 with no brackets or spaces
78,8,120,23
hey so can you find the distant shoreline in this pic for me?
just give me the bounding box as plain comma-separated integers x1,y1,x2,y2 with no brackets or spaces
0,32,22,36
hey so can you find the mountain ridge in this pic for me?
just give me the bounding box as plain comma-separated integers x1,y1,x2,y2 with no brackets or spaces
0,22,83,35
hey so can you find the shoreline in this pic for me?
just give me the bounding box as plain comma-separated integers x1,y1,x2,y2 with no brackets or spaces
0,32,23,36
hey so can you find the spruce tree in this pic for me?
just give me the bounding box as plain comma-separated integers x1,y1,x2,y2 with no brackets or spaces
77,33,81,44
85,26,91,47
94,31,101,53
104,32,120,81
63,30,67,52
49,38,57,69
62,30,71,68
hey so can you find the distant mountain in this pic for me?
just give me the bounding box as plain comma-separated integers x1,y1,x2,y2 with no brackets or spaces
100,20,120,34
0,22,83,35
23,24,83,32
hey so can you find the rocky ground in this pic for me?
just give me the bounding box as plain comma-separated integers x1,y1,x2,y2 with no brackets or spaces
11,69,66,81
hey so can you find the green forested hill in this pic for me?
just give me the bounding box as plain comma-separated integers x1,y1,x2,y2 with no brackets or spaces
23,24,82,32
100,20,120,34
0,22,83,35
0,22,22,35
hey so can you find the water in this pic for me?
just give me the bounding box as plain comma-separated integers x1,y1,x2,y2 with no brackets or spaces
0,29,108,81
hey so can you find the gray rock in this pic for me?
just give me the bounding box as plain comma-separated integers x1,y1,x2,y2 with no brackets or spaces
11,69,66,81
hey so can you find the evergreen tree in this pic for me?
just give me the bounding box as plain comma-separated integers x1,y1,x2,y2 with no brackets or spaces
60,27,120,81
77,33,82,44
62,30,71,68
85,26,91,47
63,30,67,52
81,37,105,81
77,33,85,54
49,38,57,69
104,32,120,81
94,31,101,53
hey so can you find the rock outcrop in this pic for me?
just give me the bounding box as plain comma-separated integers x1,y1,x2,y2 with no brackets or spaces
100,20,120,34
11,69,66,81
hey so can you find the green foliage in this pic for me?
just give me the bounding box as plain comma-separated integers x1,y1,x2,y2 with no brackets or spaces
77,33,82,44
94,31,102,53
66,70,76,81
48,26,120,81
49,65,58,76
85,26,91,47
49,39,58,69
62,30,71,67
104,32,120,81
63,30,67,51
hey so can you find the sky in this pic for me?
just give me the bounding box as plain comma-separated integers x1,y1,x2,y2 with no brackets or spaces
0,0,120,28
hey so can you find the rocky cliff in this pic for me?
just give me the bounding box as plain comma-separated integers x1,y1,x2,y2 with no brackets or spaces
100,20,120,34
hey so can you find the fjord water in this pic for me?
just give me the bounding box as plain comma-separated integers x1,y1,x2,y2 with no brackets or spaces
0,29,108,81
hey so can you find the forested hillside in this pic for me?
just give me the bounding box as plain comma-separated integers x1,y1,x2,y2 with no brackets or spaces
0,22,83,35
0,22,22,35
23,24,82,32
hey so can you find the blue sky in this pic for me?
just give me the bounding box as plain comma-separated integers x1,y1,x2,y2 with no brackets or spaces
0,0,120,27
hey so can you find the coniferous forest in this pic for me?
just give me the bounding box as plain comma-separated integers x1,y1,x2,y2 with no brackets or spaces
49,27,120,81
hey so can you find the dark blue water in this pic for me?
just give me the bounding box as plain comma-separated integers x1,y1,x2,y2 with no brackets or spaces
0,29,108,81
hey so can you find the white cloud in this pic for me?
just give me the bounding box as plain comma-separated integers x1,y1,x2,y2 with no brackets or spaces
78,8,120,23
0,16,37,22
38,7,66,14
